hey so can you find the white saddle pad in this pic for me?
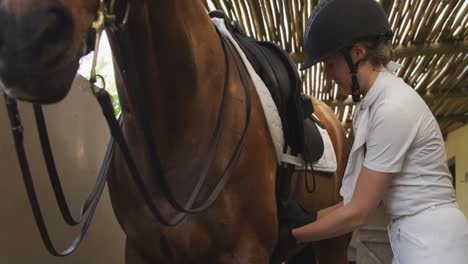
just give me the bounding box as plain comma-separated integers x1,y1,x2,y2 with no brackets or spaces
296,117,337,173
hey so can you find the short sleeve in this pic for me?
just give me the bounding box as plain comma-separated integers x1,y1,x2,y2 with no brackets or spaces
363,103,417,173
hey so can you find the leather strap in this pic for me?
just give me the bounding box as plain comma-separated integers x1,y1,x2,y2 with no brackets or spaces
3,94,116,256
33,104,107,226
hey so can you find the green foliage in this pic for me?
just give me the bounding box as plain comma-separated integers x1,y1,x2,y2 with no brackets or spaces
95,58,121,117
79,35,120,117
92,53,121,117
112,93,122,117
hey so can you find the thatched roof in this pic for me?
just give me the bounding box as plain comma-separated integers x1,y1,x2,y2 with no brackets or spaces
203,0,467,137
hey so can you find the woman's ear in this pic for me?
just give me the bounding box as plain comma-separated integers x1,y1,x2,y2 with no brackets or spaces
351,42,368,62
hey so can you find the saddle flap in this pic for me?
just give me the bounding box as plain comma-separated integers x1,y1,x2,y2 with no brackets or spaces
303,117,324,163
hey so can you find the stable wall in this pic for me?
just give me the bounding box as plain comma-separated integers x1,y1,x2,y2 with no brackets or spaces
0,76,125,264
446,124,468,217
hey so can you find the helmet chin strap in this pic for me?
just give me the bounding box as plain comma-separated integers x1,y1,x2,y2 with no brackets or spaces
342,49,363,102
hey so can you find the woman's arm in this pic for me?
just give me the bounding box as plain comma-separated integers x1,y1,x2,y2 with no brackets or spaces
292,166,393,242
317,201,343,219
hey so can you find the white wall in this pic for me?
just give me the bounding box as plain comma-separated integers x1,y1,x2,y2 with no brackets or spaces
446,124,468,217
0,75,125,264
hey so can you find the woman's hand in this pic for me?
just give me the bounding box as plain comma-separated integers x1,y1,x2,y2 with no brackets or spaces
279,201,317,229
292,166,393,242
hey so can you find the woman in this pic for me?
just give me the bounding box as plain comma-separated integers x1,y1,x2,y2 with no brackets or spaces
283,0,468,263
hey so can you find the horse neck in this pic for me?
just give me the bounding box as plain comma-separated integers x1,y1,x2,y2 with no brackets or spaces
109,1,227,188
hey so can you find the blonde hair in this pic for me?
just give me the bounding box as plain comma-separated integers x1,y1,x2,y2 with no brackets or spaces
361,37,395,67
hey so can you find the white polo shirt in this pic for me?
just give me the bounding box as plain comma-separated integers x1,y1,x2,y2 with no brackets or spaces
340,69,456,218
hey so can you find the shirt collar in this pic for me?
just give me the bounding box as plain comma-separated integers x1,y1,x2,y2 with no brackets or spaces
360,71,386,110
359,61,403,110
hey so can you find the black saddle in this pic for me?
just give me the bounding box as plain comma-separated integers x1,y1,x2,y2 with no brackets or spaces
209,10,324,165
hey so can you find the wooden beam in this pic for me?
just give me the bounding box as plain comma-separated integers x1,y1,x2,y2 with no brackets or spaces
290,51,306,64
436,114,468,124
394,40,468,58
290,40,468,64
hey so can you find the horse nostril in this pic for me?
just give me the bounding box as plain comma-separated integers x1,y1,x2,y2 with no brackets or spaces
2,5,75,62
37,7,73,42
0,4,73,67
0,10,7,53
0,33,3,52
26,6,73,49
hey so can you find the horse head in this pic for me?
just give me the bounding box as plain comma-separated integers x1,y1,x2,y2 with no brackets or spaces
0,0,124,103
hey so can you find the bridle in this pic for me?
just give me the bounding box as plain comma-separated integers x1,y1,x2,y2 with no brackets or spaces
3,0,252,257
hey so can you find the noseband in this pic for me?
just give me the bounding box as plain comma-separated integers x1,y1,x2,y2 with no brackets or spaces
4,0,252,257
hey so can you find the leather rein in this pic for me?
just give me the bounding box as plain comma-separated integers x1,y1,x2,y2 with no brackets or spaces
3,0,252,256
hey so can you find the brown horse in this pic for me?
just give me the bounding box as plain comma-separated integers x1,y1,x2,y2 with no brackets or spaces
0,0,349,263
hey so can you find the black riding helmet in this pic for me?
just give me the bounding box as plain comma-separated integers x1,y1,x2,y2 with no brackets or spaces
300,0,393,101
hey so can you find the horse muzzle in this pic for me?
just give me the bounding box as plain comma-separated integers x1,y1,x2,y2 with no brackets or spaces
0,62,78,104
0,3,76,103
